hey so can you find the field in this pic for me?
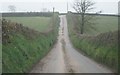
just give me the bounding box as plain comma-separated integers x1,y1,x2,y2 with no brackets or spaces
68,14,118,35
67,13,118,71
4,17,51,32
2,14,59,73
88,16,118,35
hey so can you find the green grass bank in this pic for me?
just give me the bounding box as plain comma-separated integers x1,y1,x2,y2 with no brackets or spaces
2,14,59,73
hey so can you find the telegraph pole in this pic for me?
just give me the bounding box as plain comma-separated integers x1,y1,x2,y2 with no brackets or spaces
67,2,68,13
53,7,55,13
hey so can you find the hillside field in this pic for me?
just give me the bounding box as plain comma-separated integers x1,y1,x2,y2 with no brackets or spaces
68,14,118,35
4,17,52,32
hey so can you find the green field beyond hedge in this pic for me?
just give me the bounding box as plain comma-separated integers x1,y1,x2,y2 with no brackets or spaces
4,17,51,32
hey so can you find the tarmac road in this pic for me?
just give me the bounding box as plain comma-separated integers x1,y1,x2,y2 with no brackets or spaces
30,15,112,73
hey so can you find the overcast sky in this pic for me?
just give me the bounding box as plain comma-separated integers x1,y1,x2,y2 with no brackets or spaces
0,0,119,14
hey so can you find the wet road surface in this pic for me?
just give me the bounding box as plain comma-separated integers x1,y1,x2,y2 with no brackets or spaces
30,15,112,73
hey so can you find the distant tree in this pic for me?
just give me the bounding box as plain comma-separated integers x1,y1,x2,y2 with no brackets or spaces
96,11,102,14
73,0,100,34
42,8,47,12
8,5,16,12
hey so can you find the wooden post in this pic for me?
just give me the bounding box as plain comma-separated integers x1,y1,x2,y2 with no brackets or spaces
53,7,55,13
67,2,68,13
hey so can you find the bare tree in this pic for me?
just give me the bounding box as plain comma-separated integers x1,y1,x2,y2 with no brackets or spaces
8,5,16,12
73,0,96,34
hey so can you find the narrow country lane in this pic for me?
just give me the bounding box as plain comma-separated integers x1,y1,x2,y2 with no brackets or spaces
30,15,113,73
